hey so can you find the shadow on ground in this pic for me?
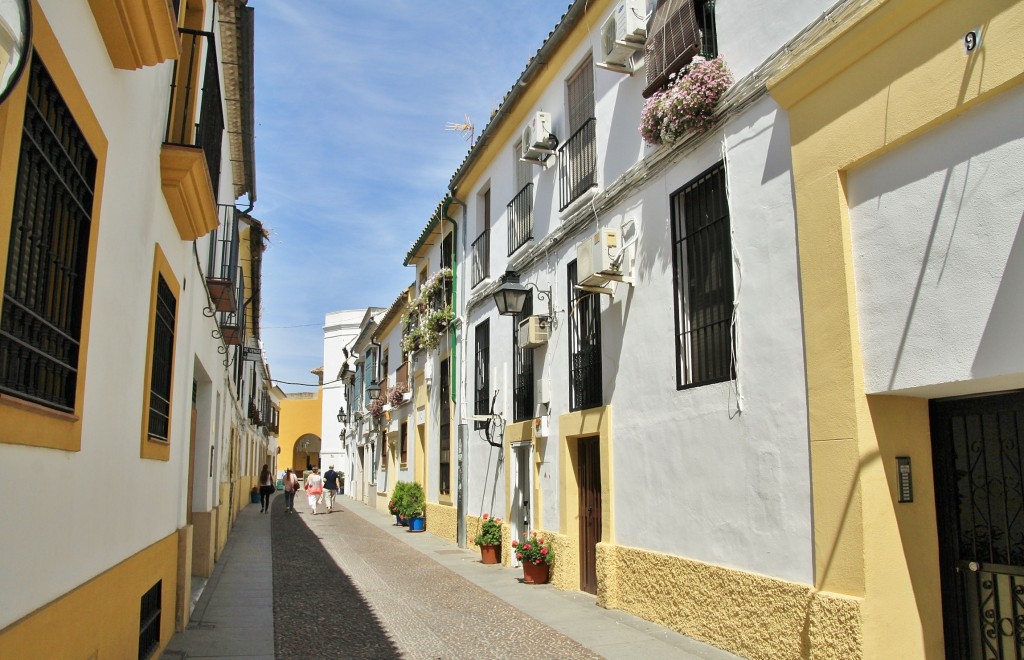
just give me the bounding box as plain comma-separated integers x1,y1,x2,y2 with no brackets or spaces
271,498,401,659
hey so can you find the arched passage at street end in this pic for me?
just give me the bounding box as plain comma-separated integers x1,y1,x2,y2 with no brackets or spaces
277,389,323,477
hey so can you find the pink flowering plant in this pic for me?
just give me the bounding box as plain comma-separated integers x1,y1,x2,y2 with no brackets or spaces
640,56,733,146
473,513,503,546
512,531,554,566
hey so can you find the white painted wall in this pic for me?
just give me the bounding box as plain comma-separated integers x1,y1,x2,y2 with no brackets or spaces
0,0,262,628
456,2,814,584
849,83,1024,398
322,309,363,470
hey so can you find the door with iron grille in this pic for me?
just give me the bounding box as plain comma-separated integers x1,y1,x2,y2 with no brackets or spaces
579,436,602,594
932,391,1024,659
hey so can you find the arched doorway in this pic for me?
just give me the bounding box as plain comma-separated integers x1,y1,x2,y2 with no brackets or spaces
293,433,321,474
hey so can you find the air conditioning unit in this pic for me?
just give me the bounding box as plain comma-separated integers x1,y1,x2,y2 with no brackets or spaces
577,228,622,286
521,111,556,160
600,0,648,66
517,315,550,349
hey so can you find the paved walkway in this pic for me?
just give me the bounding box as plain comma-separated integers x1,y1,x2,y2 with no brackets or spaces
163,493,742,659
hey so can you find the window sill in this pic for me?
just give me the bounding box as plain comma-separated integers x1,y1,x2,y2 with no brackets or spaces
141,434,171,461
0,394,81,451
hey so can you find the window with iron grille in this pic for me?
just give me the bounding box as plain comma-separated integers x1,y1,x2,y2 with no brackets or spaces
644,0,719,98
508,142,534,255
400,420,408,465
138,580,161,660
439,357,451,495
472,190,490,287
671,162,734,388
474,320,490,429
148,275,176,440
0,55,97,413
559,58,597,210
568,261,603,411
513,296,535,422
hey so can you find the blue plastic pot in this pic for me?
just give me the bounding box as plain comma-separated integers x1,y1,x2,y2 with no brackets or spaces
407,516,425,532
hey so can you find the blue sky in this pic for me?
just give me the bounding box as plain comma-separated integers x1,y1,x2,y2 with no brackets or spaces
254,2,572,390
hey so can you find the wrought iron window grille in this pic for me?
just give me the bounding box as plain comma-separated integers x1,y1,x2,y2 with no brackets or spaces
558,117,598,211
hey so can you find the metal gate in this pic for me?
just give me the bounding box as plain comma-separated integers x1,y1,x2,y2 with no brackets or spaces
932,391,1024,659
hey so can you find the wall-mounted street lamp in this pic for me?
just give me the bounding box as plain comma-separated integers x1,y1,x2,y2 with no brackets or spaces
492,271,552,318
336,407,345,424
367,382,382,399
0,0,32,107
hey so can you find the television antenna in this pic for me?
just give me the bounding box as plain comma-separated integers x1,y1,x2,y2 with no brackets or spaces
445,114,475,144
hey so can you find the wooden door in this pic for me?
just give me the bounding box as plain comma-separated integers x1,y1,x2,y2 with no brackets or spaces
578,436,602,594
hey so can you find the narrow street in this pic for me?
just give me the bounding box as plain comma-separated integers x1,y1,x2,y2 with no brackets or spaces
164,496,740,660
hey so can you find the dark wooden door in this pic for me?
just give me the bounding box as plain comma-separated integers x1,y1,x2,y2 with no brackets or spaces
579,437,602,594
932,391,1024,659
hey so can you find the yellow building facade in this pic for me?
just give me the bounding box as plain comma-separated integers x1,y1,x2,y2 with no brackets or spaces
770,0,1024,656
279,389,323,474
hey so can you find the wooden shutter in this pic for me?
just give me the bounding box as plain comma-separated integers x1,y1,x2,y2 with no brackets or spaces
644,0,701,98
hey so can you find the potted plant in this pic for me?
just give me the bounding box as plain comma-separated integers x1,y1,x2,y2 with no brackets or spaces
249,485,260,504
640,55,733,146
398,481,425,532
473,513,503,564
387,383,409,408
390,481,409,525
512,531,554,584
368,395,387,419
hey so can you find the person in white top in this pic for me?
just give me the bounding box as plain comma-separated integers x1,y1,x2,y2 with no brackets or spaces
304,466,324,515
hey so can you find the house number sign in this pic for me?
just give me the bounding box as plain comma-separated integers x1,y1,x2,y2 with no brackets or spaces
897,456,913,503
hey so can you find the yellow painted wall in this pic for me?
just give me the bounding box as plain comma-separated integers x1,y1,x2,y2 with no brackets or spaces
0,532,179,658
425,502,457,543
599,543,861,660
768,0,1024,656
278,390,323,473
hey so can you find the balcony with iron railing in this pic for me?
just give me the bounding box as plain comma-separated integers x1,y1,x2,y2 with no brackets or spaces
558,117,597,211
161,28,223,241
471,229,490,288
216,266,244,346
206,205,240,314
507,183,534,256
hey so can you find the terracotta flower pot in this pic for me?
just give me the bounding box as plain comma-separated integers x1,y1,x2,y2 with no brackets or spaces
480,544,501,565
522,561,550,584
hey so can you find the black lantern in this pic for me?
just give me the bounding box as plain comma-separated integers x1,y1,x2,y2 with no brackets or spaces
492,280,530,316
367,382,382,399
336,407,345,423
0,0,32,107
492,271,551,318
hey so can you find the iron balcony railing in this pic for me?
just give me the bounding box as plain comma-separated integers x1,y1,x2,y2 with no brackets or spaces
206,205,240,314
558,117,597,211
471,228,490,288
165,28,224,201
507,182,534,256
217,266,244,346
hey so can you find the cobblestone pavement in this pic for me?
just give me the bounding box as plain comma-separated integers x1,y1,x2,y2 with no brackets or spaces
271,496,602,660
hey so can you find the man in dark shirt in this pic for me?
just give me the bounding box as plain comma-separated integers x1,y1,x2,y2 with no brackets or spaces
323,465,341,513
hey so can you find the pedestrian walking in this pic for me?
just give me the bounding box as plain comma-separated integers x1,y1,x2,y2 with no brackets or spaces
282,468,299,512
323,464,341,513
305,466,324,515
258,464,275,513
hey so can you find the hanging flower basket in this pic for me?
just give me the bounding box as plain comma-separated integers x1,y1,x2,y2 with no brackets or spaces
640,56,733,146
